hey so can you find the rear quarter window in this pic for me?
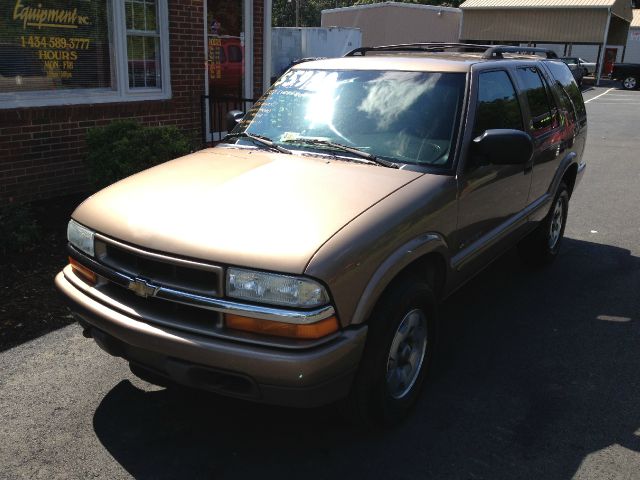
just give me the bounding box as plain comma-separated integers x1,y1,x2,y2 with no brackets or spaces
545,61,587,121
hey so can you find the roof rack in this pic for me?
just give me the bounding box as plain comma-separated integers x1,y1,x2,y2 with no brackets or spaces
344,43,558,60
483,46,558,59
344,43,493,56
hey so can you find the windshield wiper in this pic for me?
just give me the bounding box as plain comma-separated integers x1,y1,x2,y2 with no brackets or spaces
283,138,399,169
224,132,292,155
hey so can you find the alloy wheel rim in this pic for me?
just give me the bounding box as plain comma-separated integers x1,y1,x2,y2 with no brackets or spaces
386,308,428,400
549,197,564,249
624,77,637,89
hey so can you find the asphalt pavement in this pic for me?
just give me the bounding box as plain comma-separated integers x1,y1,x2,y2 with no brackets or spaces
1,85,639,480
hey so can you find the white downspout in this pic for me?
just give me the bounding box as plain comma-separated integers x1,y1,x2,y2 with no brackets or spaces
263,0,272,92
244,0,254,99
596,8,611,86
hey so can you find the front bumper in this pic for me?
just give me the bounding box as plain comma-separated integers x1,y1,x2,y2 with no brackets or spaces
55,269,367,407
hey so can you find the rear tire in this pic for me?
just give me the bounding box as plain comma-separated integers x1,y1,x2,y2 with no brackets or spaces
518,183,569,267
341,275,437,427
622,75,638,90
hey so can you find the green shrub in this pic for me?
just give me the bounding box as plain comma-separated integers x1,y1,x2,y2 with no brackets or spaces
85,120,193,189
0,202,41,256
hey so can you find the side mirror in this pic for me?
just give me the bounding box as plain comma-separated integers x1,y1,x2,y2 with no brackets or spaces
226,110,244,133
471,129,534,165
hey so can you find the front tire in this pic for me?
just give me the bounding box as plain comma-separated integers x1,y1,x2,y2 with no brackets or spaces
342,276,437,427
622,75,638,90
518,183,569,266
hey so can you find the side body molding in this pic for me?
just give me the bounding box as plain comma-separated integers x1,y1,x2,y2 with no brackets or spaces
349,233,449,326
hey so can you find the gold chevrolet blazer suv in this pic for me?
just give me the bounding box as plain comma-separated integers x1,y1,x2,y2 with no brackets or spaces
56,44,587,425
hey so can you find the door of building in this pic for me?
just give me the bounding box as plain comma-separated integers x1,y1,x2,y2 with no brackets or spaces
604,48,617,76
204,0,253,142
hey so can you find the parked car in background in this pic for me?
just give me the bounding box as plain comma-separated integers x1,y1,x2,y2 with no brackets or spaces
611,63,640,90
57,44,587,426
560,57,586,86
561,57,596,76
578,58,597,75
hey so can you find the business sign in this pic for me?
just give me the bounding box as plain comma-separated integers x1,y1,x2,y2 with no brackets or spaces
1,0,111,92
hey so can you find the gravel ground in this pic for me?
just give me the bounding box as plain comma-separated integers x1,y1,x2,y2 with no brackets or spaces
0,194,84,352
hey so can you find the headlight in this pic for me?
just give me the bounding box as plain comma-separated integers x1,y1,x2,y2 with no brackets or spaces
67,219,95,257
227,268,329,308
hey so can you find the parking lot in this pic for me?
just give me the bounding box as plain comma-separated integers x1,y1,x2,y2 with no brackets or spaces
1,85,639,480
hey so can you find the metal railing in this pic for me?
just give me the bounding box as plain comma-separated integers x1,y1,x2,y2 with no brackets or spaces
201,94,256,145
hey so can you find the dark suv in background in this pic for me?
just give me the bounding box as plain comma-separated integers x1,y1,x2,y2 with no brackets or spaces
612,62,640,90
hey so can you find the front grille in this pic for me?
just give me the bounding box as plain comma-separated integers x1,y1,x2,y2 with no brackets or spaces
99,282,223,336
95,235,224,297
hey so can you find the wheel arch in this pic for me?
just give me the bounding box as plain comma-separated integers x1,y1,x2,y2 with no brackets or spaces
562,162,579,198
349,234,449,326
549,152,578,199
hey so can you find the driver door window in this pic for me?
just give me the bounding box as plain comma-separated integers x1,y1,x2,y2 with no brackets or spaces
474,70,524,137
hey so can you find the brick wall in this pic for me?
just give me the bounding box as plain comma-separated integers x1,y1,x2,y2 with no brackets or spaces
0,0,265,206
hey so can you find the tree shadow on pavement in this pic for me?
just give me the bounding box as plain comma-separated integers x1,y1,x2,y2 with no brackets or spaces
93,237,640,480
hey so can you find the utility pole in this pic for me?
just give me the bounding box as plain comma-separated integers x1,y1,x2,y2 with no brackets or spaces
296,0,300,27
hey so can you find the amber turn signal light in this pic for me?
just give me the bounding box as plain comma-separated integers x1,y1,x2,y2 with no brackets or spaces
69,257,97,285
225,314,339,340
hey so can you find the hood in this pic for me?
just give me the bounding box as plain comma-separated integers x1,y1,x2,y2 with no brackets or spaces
73,147,422,273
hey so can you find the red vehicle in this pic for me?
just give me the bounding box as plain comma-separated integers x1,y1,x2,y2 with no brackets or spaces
208,36,243,95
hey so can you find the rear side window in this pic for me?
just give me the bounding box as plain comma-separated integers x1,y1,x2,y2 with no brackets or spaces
515,67,559,134
474,70,523,136
545,61,587,121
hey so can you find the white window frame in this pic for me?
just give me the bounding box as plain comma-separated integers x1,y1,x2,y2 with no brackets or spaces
121,0,165,91
0,0,171,110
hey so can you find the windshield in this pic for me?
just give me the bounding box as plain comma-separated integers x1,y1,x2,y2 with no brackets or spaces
231,69,466,167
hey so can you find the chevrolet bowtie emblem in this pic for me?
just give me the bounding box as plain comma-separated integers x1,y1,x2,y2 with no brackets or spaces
128,278,159,298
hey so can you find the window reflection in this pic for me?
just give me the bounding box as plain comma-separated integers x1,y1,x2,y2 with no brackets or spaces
239,69,465,167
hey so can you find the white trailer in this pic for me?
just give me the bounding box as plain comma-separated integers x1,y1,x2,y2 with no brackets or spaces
271,27,362,81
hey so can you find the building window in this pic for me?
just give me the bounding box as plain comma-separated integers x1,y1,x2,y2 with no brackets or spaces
125,0,161,88
0,0,170,109
1,0,113,93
